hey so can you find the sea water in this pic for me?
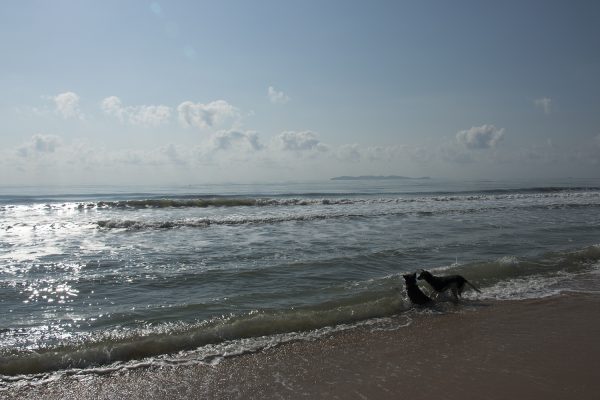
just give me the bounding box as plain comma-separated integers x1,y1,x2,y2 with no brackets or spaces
1,178,600,381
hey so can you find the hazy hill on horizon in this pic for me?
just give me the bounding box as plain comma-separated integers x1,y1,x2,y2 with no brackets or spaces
330,175,431,181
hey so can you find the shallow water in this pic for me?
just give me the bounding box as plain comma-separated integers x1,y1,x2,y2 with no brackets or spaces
1,178,600,378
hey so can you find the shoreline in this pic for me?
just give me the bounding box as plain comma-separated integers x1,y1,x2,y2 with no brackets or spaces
2,292,600,399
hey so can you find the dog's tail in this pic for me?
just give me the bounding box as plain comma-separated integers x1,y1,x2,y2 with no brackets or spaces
466,280,482,293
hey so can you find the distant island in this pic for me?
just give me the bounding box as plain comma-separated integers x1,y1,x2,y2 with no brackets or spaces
331,175,431,181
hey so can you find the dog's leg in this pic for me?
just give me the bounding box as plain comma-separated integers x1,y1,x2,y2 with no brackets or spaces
451,288,459,303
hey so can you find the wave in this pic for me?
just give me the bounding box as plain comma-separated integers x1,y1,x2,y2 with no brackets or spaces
94,201,600,231
78,191,600,211
2,185,600,212
95,214,356,229
79,197,414,209
0,291,405,377
414,186,600,196
3,200,596,232
65,197,373,210
83,189,600,208
1,244,599,379
423,244,600,301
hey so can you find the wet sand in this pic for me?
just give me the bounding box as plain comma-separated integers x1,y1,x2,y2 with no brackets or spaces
3,292,600,399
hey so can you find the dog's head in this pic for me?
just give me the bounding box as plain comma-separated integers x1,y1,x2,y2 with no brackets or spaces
403,272,418,285
417,270,432,281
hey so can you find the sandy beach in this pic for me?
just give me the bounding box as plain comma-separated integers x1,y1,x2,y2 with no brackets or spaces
2,292,599,400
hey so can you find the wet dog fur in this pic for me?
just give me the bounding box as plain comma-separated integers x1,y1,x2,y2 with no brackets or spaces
417,270,481,301
403,272,433,305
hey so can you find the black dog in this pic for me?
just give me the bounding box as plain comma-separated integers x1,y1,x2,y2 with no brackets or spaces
418,270,481,301
403,272,433,305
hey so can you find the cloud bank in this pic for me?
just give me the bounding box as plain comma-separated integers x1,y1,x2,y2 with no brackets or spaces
4,129,599,185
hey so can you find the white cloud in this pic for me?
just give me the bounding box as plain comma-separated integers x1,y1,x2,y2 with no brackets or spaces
211,130,263,152
456,124,505,149
177,100,239,129
17,134,61,157
101,96,123,116
268,86,290,104
101,96,171,126
276,131,328,152
130,105,171,126
534,97,552,114
54,92,83,119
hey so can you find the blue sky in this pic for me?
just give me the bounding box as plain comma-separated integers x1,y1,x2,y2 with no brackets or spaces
1,0,599,185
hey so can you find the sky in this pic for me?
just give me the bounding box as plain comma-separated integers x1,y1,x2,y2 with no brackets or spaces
1,0,599,185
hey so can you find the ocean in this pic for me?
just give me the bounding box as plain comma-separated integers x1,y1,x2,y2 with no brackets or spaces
1,178,600,384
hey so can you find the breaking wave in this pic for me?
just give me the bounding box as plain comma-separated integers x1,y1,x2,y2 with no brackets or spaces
2,244,599,379
0,291,405,377
94,201,600,231
65,187,600,210
96,213,360,229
